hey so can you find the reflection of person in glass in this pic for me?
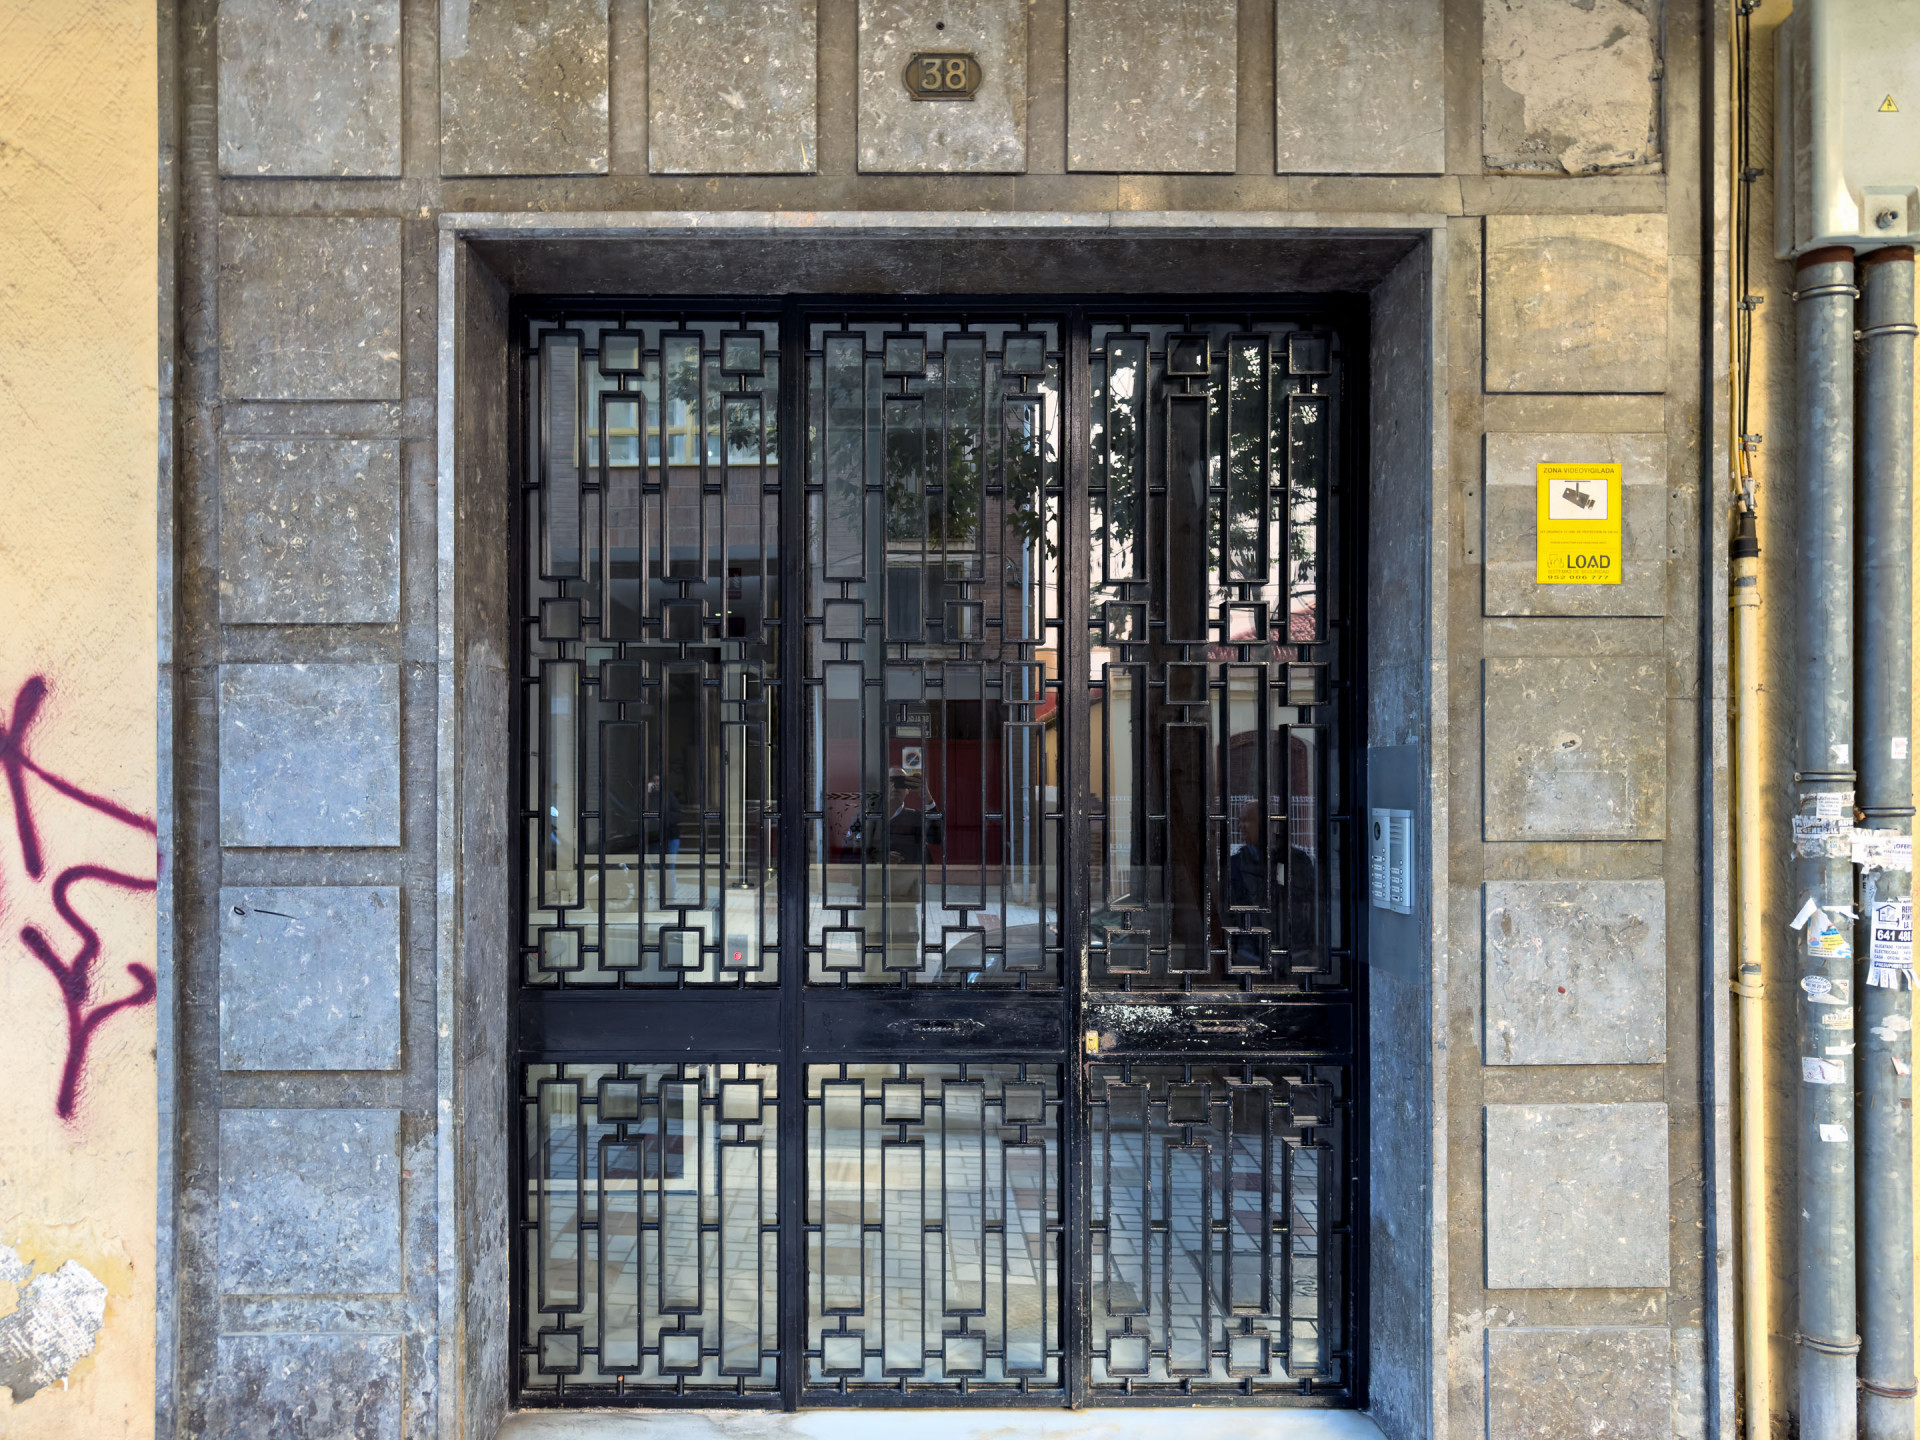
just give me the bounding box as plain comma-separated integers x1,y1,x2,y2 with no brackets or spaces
885,767,941,864
1227,798,1266,966
881,767,940,974
645,776,682,855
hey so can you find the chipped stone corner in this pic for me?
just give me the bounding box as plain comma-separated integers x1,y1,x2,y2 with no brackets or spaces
0,1242,109,1403
1482,0,1663,175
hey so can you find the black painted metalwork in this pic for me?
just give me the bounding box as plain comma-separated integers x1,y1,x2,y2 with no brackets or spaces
512,300,1361,1410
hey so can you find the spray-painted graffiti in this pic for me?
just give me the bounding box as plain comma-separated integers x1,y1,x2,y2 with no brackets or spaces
1,676,158,1119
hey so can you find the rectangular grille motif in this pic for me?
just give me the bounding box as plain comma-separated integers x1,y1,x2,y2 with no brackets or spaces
806,1064,1063,1393
520,1063,780,1395
523,318,782,987
1088,1063,1346,1393
1088,323,1345,989
514,304,1358,1412
804,319,1063,987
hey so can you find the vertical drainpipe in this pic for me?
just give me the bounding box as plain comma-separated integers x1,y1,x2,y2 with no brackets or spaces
1793,246,1859,1440
1858,243,1917,1440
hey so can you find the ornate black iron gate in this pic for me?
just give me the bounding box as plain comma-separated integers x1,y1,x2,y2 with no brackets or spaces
511,299,1362,1410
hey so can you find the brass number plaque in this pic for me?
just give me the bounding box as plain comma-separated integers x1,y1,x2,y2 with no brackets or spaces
903,52,981,100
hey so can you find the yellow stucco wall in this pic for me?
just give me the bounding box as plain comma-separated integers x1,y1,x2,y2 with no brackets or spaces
0,1,158,1435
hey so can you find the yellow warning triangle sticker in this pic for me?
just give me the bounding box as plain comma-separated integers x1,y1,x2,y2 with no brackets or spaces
1882,94,1900,112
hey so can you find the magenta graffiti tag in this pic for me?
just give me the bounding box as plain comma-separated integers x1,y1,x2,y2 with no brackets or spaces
0,676,159,1120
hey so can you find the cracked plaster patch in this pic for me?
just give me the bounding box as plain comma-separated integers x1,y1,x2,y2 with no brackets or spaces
0,1243,108,1401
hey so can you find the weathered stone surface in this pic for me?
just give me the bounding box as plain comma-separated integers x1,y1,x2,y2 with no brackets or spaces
210,1333,403,1440
1484,880,1667,1065
858,0,1025,173
219,664,402,848
1275,0,1444,174
1483,655,1666,842
1485,1103,1669,1288
1483,0,1658,174
1486,1326,1673,1439
1483,431,1668,616
441,0,609,176
220,887,402,1072
218,0,401,177
219,217,403,401
220,438,400,625
1485,214,1669,394
1066,0,1236,173
218,1109,403,1294
650,0,817,174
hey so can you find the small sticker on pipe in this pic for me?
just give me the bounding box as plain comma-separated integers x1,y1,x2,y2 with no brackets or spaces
1535,462,1623,585
1866,896,1914,989
1802,973,1849,1005
1819,1123,1849,1143
1808,923,1852,961
1895,737,1909,760
1853,829,1913,872
1803,1057,1846,1084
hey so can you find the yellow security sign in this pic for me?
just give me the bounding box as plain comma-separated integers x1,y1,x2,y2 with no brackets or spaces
1535,461,1622,584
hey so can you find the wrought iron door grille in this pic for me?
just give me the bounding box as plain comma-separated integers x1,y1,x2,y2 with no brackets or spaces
521,315,784,989
512,300,1362,1411
1086,320,1347,992
519,1062,781,1396
802,316,1064,988
805,1063,1063,1394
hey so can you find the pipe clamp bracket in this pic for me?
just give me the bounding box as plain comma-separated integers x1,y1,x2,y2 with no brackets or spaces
1861,1378,1920,1400
1795,1331,1863,1357
1791,283,1861,302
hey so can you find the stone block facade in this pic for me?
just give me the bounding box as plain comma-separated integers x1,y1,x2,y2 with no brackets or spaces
160,0,1724,1435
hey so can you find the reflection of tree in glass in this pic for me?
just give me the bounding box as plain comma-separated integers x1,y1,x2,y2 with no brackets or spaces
1225,348,1267,578
1289,398,1321,596
1104,358,1140,563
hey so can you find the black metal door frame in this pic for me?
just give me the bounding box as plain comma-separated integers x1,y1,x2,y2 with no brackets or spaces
508,294,1367,1411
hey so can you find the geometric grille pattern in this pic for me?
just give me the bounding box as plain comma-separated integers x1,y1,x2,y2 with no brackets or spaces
806,1064,1062,1393
520,1063,780,1395
1088,1063,1345,1394
515,303,1356,1412
803,317,1064,987
1087,320,1345,990
522,317,783,986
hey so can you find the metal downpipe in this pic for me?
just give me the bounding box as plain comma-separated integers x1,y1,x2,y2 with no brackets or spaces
1859,244,1917,1440
1793,247,1859,1440
1731,499,1767,1440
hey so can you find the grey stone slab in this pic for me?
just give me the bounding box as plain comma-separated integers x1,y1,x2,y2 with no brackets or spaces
1275,0,1444,174
210,1332,403,1440
1066,0,1236,173
219,664,402,848
220,438,401,625
441,0,610,176
1483,655,1666,842
218,1109,403,1294
1485,214,1669,394
219,217,403,402
1486,1326,1673,1439
1483,431,1668,617
1485,1103,1670,1288
650,0,818,174
1483,0,1659,174
1484,880,1666,1065
220,887,402,1072
218,0,401,177
858,0,1025,173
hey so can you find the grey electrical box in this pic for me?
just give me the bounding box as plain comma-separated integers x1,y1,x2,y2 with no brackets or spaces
1775,0,1920,256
